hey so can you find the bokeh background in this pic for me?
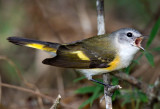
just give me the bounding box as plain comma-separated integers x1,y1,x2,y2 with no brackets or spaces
0,0,160,109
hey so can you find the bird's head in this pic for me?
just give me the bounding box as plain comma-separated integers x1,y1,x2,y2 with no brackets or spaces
113,28,145,51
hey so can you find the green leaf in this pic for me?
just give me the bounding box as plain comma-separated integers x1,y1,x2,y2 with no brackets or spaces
144,51,154,67
124,66,132,74
78,89,101,109
147,17,160,48
73,76,86,83
135,100,140,109
120,89,148,107
75,86,96,94
79,97,92,109
153,47,160,52
112,90,120,101
138,91,148,102
112,76,119,85
153,103,160,109
90,86,102,106
121,92,133,106
132,53,144,64
132,60,140,64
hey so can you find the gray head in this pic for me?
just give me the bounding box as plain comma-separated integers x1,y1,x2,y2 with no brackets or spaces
112,28,144,50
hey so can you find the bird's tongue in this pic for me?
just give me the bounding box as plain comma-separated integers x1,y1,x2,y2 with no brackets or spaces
135,37,144,50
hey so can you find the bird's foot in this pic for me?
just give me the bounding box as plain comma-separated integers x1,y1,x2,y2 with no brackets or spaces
90,78,122,96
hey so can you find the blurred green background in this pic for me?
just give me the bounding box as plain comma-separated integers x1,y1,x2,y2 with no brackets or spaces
0,0,160,109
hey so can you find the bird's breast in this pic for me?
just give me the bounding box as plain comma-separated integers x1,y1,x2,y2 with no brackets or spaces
117,47,137,69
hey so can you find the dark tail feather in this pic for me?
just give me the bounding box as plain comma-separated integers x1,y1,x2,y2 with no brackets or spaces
7,37,60,53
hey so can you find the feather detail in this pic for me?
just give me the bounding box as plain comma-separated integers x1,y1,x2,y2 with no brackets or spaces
7,37,60,53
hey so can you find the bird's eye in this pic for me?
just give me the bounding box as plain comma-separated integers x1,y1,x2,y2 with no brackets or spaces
127,32,133,37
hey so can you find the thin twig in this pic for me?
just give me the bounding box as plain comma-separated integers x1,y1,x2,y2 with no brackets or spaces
50,94,61,109
0,56,36,89
0,55,45,108
35,0,65,95
55,68,64,96
108,85,122,93
103,74,112,109
112,72,149,93
147,76,160,107
96,0,113,109
0,82,54,102
35,0,64,43
100,95,105,103
76,0,92,34
0,75,1,103
36,89,44,109
112,72,160,108
96,0,105,35
0,82,74,109
0,56,24,82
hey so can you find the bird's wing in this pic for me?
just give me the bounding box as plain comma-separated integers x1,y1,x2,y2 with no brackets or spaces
42,35,117,68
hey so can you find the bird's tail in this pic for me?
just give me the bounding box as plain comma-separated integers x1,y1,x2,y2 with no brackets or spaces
7,37,60,53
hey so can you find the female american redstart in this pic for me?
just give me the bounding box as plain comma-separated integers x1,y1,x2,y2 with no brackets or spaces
7,28,144,86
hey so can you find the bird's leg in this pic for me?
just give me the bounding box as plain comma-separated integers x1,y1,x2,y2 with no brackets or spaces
90,78,113,88
90,78,114,96
87,75,112,88
87,76,115,96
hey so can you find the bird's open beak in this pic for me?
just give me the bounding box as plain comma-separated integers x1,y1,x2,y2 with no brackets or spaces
134,36,144,50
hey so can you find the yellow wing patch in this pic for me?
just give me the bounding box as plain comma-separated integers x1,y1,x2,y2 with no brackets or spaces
26,43,56,52
105,55,120,71
71,51,90,61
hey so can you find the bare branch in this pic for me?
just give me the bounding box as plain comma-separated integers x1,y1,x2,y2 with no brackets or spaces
103,73,112,109
112,72,160,108
0,55,36,89
0,56,24,82
113,72,149,93
0,75,1,103
108,85,122,93
0,82,74,109
36,89,44,109
0,82,54,102
96,0,105,35
0,55,46,108
96,1,121,109
50,94,61,109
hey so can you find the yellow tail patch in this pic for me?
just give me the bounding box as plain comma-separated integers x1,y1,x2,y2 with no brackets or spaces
105,55,120,71
26,43,57,52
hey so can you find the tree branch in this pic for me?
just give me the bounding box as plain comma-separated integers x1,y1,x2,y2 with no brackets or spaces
96,0,105,35
50,94,61,109
113,72,149,93
96,1,111,108
0,82,74,109
112,72,160,108
0,83,54,102
96,0,121,109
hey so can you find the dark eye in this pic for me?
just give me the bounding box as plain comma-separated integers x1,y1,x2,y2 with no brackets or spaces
127,32,132,37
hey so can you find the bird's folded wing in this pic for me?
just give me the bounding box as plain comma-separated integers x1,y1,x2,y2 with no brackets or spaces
42,36,116,69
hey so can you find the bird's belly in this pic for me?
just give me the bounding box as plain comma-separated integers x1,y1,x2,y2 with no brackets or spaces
77,68,110,79
77,54,133,79
77,56,121,79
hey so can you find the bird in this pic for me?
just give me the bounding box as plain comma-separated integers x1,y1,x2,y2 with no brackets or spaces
7,28,144,86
